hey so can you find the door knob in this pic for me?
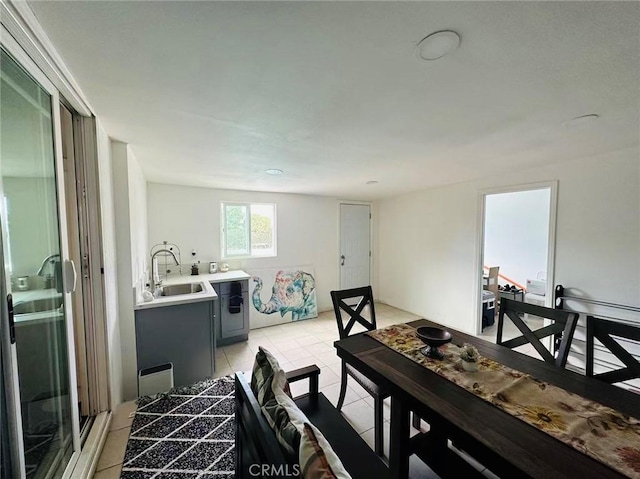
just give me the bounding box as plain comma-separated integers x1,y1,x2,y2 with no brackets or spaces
340,255,345,266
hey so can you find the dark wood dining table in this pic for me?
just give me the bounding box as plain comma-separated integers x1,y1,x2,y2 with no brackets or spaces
334,318,640,479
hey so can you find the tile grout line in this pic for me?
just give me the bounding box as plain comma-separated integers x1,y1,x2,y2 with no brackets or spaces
96,425,133,472
95,463,123,476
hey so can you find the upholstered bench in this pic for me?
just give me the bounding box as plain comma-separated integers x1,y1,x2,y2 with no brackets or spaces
235,364,389,478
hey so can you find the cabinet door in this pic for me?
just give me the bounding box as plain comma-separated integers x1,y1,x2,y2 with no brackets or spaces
135,301,214,388
220,294,247,339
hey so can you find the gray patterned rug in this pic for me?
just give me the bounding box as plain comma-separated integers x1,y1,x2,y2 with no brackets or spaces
120,376,235,478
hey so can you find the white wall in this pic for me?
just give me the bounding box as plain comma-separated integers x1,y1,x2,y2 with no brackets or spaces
127,154,148,286
112,141,148,400
96,121,122,407
484,188,550,288
376,148,640,334
147,183,341,317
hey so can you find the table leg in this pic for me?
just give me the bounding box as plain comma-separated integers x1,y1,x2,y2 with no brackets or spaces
430,422,448,470
389,397,410,479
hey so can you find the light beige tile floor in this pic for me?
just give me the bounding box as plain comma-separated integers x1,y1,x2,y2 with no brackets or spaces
93,400,134,478
94,303,499,477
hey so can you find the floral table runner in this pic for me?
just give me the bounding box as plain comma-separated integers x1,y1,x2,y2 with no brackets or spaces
367,323,640,478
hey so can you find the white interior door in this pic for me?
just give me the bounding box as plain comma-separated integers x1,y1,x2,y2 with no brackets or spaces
340,204,371,289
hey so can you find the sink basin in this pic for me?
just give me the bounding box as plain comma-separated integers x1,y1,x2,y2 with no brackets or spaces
14,298,63,314
160,283,203,296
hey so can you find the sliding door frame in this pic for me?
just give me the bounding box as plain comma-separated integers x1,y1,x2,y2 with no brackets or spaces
71,113,111,415
2,2,114,477
0,22,82,477
0,214,23,478
61,104,91,421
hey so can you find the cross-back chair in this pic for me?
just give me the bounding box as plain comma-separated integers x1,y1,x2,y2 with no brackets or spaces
330,286,390,457
497,298,579,368
586,316,640,385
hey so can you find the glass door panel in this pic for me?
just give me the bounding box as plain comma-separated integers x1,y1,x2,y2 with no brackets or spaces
0,46,74,479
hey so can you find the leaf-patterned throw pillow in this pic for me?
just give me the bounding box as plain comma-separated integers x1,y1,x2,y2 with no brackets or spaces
250,347,299,463
261,398,302,464
250,346,291,405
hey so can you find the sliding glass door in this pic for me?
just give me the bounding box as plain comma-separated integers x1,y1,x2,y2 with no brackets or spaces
1,39,79,479
1,318,15,478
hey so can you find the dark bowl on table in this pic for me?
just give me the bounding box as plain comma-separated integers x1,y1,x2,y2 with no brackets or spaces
416,326,452,360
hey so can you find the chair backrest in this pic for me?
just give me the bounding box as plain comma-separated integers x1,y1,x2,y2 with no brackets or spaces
497,297,579,368
586,316,640,384
487,266,499,284
234,372,290,478
330,286,377,340
486,266,500,302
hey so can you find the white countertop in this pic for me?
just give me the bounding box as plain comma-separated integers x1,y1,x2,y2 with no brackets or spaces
15,311,64,324
134,270,250,311
13,288,61,304
135,277,217,311
173,270,252,284
12,289,64,324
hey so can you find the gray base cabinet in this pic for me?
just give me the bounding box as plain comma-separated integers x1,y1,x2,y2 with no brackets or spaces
213,280,249,346
135,300,216,390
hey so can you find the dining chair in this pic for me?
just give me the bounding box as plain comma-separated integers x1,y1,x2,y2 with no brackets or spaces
497,297,579,368
485,266,500,318
330,286,390,457
586,316,640,384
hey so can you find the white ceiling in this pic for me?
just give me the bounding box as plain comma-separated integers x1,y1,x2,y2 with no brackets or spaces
28,1,640,200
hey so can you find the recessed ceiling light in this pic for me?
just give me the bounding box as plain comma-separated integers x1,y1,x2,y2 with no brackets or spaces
265,169,283,175
561,114,599,128
366,180,379,185
416,30,461,61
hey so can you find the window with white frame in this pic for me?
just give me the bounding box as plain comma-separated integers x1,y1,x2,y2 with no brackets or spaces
221,202,277,258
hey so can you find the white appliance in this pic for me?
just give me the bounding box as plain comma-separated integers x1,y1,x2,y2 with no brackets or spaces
138,363,174,397
525,279,547,322
526,279,546,296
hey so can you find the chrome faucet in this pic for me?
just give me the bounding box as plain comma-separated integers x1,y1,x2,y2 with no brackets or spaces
36,254,61,276
151,249,180,288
